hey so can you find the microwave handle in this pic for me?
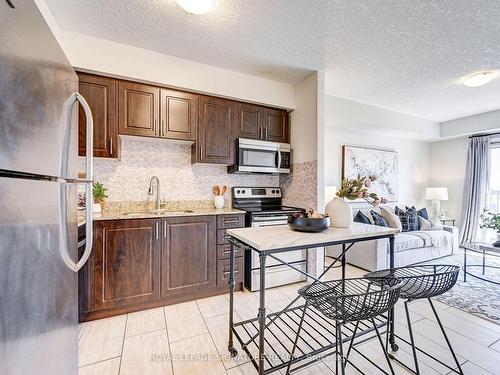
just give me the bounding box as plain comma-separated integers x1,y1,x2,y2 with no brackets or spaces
277,148,282,169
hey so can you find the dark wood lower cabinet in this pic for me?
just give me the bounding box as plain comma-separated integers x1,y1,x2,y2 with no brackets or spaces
161,216,216,297
93,219,160,312
80,213,244,322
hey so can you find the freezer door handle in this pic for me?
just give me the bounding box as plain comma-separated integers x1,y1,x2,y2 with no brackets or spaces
58,92,94,272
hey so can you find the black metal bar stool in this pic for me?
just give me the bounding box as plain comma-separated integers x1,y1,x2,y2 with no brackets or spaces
286,277,402,375
366,265,463,375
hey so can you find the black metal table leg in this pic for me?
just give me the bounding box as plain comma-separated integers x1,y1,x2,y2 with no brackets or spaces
341,244,346,279
463,247,467,282
227,243,238,357
388,235,398,352
258,252,267,375
483,249,486,275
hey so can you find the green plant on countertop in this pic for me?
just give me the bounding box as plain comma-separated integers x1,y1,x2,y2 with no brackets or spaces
480,209,500,233
93,182,108,205
336,175,387,206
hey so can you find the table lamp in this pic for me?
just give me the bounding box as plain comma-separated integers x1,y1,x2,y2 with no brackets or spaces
425,187,448,218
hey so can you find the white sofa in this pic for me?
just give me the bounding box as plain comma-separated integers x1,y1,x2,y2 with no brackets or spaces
327,206,459,272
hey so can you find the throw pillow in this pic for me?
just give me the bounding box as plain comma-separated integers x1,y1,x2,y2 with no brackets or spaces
406,206,430,229
395,206,419,232
418,216,443,231
380,207,402,232
354,211,372,224
371,210,389,227
417,208,429,220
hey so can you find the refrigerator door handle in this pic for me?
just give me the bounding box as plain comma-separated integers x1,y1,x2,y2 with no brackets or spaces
59,92,94,272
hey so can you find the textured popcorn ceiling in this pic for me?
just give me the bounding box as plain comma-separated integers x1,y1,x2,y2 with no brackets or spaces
45,0,500,121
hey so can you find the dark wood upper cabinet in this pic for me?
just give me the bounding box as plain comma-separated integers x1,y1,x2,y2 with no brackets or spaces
161,216,216,298
262,108,289,143
236,103,262,140
93,219,160,311
195,96,237,164
235,103,289,143
160,89,197,141
77,73,118,158
118,81,160,138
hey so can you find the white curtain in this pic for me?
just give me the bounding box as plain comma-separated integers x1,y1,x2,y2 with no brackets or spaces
460,136,491,243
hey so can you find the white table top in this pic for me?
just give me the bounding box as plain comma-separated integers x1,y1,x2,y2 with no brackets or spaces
226,222,399,252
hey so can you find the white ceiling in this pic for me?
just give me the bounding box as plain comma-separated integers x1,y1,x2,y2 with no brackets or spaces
45,0,500,122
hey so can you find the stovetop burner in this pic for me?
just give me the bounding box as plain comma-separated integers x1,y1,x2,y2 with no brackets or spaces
232,186,303,219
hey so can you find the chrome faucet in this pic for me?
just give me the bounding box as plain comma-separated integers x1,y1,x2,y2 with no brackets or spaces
148,176,161,210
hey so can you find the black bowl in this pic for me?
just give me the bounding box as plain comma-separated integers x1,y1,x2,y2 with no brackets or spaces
288,216,330,233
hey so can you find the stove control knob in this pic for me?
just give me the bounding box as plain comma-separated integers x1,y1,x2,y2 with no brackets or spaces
271,190,275,194
236,189,240,194
242,189,246,194
276,189,280,194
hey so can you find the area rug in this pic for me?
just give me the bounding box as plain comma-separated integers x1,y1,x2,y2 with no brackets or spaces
424,249,500,323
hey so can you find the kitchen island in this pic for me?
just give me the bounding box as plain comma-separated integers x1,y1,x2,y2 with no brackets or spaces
226,223,399,375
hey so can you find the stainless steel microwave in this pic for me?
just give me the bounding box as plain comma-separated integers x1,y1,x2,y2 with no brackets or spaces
228,138,291,174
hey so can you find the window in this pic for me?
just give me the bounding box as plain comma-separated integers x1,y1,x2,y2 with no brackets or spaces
490,145,500,213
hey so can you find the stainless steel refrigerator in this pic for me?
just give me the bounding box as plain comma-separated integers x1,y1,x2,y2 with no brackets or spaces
0,1,94,374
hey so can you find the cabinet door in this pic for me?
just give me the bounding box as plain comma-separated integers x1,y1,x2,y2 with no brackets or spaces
78,73,118,158
195,96,236,164
160,89,197,141
94,219,160,310
161,216,216,297
118,81,160,137
236,103,262,140
263,108,289,143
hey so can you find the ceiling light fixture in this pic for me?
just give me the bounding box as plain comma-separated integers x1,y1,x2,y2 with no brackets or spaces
175,0,214,15
460,71,498,87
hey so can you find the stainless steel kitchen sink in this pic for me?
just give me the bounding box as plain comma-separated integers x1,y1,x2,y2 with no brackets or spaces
123,209,194,216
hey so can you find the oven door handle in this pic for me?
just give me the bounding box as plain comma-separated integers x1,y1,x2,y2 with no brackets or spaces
277,148,282,170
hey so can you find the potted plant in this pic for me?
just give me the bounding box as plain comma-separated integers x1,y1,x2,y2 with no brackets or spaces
326,175,387,228
93,182,108,213
480,209,500,247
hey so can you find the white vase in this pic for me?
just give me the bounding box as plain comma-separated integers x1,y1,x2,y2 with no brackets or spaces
325,197,353,228
214,196,225,209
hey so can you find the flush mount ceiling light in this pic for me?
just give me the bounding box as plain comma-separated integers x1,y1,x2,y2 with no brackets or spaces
460,71,498,87
175,0,214,15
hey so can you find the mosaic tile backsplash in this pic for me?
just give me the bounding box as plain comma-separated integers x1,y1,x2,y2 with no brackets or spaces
280,160,318,210
80,137,279,204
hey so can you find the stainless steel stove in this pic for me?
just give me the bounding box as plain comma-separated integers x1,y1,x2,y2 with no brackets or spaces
232,187,307,291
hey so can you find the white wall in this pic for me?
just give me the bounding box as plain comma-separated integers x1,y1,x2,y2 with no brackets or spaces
59,31,295,110
325,96,440,141
428,137,469,225
441,109,500,138
324,96,433,210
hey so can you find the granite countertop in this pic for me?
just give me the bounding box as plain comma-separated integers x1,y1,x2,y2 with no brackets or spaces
226,222,399,252
78,207,244,227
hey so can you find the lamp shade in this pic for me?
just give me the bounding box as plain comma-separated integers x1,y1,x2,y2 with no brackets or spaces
325,186,338,204
425,187,448,201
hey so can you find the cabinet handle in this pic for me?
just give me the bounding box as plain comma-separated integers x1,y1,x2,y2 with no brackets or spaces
260,127,263,139
163,221,167,238
200,145,203,161
155,222,159,239
223,248,239,255
224,219,240,224
265,127,268,139
161,119,164,136
223,270,239,276
109,138,113,155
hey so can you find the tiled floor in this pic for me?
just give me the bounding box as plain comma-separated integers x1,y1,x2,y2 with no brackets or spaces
78,262,500,374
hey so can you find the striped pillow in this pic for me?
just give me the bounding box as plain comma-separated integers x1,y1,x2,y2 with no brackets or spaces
395,206,419,232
